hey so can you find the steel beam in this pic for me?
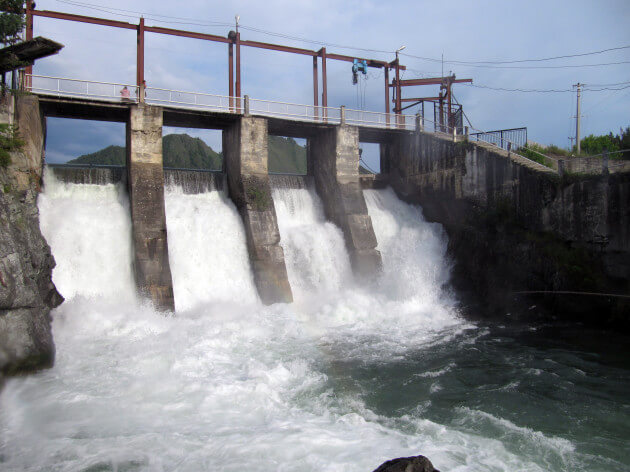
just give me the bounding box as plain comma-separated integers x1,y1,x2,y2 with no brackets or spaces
312,56,318,117
395,58,401,116
320,48,328,117
32,9,136,30
400,97,441,102
144,25,230,43
239,39,315,57
392,77,472,87
235,32,241,107
384,66,389,124
229,41,234,110
25,1,34,87
137,17,144,88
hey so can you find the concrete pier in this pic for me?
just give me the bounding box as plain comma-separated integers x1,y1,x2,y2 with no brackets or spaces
223,116,293,304
310,125,382,275
126,104,175,311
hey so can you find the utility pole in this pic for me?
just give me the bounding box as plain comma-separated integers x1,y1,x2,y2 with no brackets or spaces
568,136,575,151
574,82,582,154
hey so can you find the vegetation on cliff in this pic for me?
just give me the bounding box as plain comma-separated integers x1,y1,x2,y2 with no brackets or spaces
0,122,23,167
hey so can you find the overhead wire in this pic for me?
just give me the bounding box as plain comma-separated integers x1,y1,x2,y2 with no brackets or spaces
54,0,630,68
460,83,630,93
400,45,630,65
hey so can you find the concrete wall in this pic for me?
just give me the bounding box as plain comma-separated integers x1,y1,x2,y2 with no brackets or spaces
126,105,175,311
381,129,630,327
310,125,382,275
223,116,293,304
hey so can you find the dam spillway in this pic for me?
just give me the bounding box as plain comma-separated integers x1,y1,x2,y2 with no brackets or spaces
1,168,629,471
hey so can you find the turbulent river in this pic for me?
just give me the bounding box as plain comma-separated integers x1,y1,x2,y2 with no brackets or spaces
1,170,628,471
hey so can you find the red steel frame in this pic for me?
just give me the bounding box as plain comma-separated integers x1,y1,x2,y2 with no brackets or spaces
25,2,408,115
390,75,473,130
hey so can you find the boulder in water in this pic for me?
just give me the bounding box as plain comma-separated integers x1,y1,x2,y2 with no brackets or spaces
372,455,439,472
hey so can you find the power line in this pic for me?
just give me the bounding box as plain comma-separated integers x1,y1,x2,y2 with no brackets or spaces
53,1,630,69
401,57,630,70
401,45,630,65
461,83,630,93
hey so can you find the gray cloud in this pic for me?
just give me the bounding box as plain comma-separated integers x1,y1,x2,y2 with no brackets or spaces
33,0,630,161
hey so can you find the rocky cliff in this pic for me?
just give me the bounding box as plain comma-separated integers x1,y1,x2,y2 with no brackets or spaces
0,94,62,384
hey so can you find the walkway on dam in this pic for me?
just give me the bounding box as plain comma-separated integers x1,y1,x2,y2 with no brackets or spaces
29,74,423,143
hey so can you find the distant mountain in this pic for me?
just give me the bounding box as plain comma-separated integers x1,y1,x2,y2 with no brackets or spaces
67,133,373,175
68,133,222,170
68,144,125,166
268,136,307,174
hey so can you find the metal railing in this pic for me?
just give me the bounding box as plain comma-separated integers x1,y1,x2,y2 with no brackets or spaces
27,75,583,175
27,74,140,103
469,127,527,151
26,74,419,130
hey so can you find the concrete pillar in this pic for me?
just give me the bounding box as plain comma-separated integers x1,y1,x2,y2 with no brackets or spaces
311,125,382,275
126,104,175,311
223,116,293,304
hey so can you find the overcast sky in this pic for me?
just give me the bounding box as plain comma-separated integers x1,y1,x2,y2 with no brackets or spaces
31,0,630,167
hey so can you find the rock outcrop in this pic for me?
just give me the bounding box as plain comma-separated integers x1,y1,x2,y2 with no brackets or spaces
372,455,439,472
0,94,62,380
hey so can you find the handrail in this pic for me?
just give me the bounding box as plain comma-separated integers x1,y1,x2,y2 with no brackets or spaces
26,74,137,89
25,74,560,169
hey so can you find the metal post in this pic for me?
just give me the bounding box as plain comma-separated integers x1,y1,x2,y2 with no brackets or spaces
244,95,250,116
602,149,609,174
25,1,34,89
575,83,582,154
558,159,565,176
395,56,401,127
313,56,318,119
438,93,444,132
236,32,241,110
340,105,345,125
384,66,390,126
447,78,452,133
228,40,234,110
137,17,145,90
500,130,504,149
422,101,425,130
415,113,423,132
321,47,328,121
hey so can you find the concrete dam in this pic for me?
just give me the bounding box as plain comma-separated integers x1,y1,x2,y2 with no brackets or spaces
30,91,628,321
2,93,630,471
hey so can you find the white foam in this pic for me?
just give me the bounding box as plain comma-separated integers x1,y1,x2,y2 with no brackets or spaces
37,167,136,301
164,185,258,310
2,182,568,471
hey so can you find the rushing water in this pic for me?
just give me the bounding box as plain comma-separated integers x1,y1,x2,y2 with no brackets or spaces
0,173,628,471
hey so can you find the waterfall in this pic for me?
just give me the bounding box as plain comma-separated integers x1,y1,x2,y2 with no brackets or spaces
37,167,135,301
2,173,597,472
164,182,258,310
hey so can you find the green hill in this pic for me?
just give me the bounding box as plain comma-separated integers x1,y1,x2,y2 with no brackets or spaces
68,133,309,173
68,133,372,174
268,136,307,174
68,133,223,170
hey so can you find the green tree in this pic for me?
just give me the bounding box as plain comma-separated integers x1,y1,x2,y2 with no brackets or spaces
618,126,630,159
0,1,25,45
579,133,620,156
0,123,24,167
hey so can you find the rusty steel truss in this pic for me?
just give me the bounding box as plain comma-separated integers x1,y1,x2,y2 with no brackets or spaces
25,1,471,124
